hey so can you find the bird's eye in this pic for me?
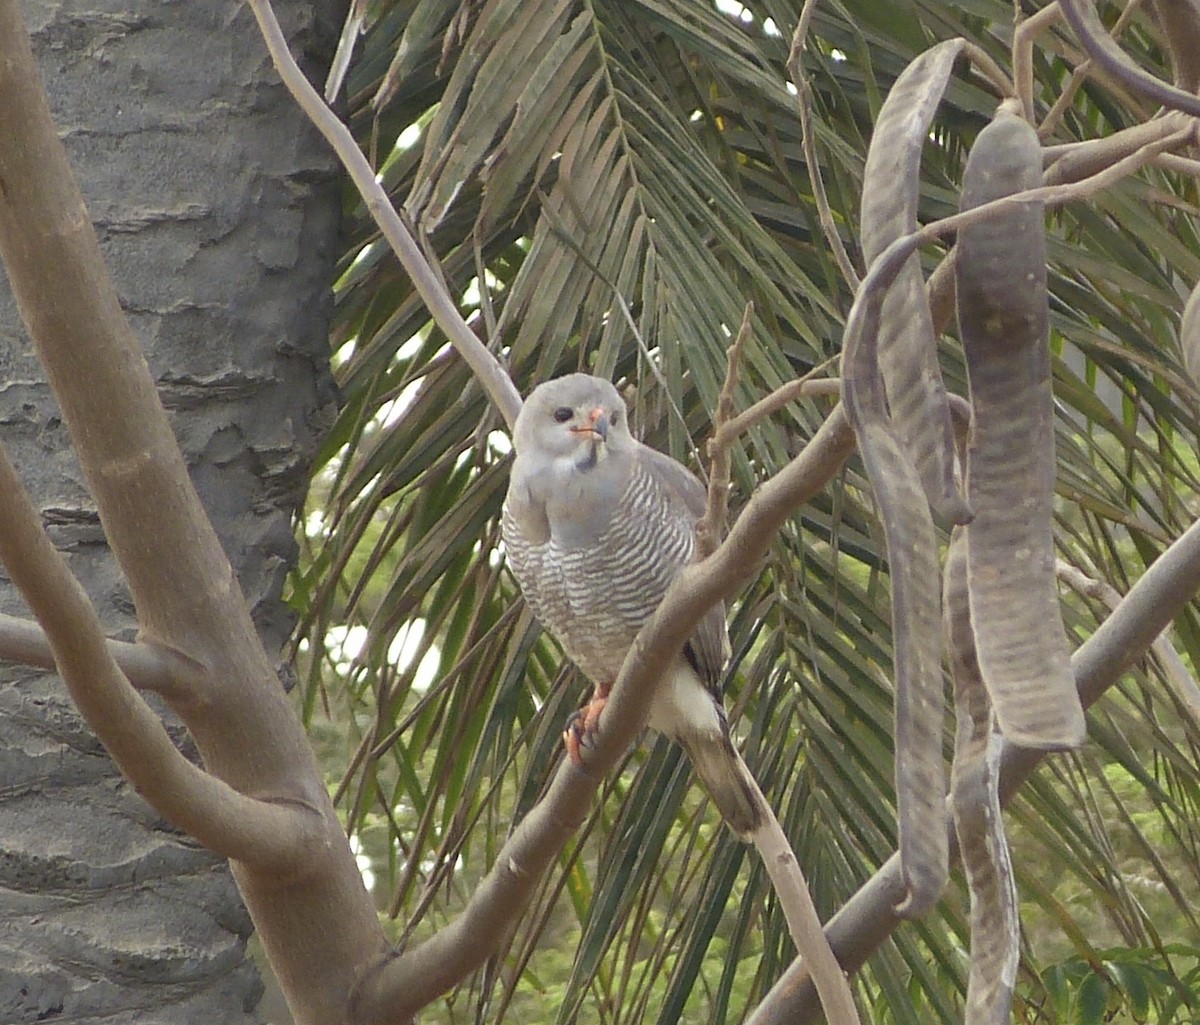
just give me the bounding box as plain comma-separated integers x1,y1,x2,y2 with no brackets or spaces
610,408,623,425
553,406,573,423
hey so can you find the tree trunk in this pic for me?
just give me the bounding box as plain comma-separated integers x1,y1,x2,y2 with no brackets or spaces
0,1,340,1020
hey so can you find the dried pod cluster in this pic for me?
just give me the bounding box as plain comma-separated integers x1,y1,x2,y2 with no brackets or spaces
851,59,1090,1025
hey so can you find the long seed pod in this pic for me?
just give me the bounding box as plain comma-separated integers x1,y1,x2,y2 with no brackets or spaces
842,44,973,918
945,530,1019,1025
956,104,1085,750
861,38,971,526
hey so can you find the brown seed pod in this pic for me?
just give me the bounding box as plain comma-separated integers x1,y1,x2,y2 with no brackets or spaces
956,107,1085,750
945,530,1019,1025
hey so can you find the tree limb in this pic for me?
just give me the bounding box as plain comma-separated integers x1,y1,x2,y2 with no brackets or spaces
0,446,322,867
0,8,390,1022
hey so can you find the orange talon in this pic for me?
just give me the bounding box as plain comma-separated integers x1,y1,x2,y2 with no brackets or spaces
563,687,609,763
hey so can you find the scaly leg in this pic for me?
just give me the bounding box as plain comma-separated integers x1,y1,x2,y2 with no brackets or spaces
563,682,610,763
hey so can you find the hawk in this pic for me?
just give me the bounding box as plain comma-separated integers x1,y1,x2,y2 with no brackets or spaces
502,374,762,837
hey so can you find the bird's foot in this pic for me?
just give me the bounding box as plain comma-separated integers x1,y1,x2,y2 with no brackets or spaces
564,692,608,764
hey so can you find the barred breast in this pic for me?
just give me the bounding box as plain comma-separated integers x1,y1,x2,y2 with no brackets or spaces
502,460,694,684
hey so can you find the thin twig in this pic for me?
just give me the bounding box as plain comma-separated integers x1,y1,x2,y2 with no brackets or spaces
691,321,860,1025
1014,2,1063,123
245,0,522,430
1039,62,1092,138
962,41,1015,100
787,0,861,291
698,302,755,559
1154,151,1200,178
719,370,841,444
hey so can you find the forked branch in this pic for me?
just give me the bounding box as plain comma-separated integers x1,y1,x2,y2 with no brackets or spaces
0,445,321,869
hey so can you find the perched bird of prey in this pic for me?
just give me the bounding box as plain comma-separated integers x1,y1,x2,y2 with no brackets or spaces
502,373,763,838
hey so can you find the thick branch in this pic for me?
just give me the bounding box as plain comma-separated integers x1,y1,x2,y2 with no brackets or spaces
246,0,522,430
753,516,1200,1024
0,9,390,1023
0,0,334,841
353,404,857,1024
0,447,320,867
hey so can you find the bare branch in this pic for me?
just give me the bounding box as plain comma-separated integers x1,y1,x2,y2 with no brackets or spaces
748,775,862,1025
1039,61,1092,138
754,515,1200,1024
1014,2,1064,122
788,0,861,292
963,42,1016,100
1057,560,1200,725
1043,110,1195,184
352,404,858,1023
720,373,842,444
698,302,755,560
0,446,322,868
0,10,391,1022
1154,150,1200,177
245,0,522,430
0,611,207,704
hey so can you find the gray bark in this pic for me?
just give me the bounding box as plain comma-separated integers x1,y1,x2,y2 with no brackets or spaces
0,1,340,1020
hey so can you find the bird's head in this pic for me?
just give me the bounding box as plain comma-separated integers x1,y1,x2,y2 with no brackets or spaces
513,373,634,472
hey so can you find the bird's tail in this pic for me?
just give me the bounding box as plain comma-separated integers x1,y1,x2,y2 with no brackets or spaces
677,730,765,840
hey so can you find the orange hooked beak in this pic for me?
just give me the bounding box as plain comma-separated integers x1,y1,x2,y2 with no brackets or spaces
570,406,609,442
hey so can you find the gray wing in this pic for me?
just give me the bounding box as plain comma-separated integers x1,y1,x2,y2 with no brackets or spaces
635,444,731,692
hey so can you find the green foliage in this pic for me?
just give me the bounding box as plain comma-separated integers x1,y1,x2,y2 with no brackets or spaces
1032,945,1200,1024
291,0,1200,1020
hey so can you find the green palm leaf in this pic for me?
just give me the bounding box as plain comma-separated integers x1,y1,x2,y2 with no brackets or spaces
292,1,1200,1020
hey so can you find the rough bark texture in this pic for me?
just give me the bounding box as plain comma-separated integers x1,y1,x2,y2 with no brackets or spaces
0,1,340,1021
